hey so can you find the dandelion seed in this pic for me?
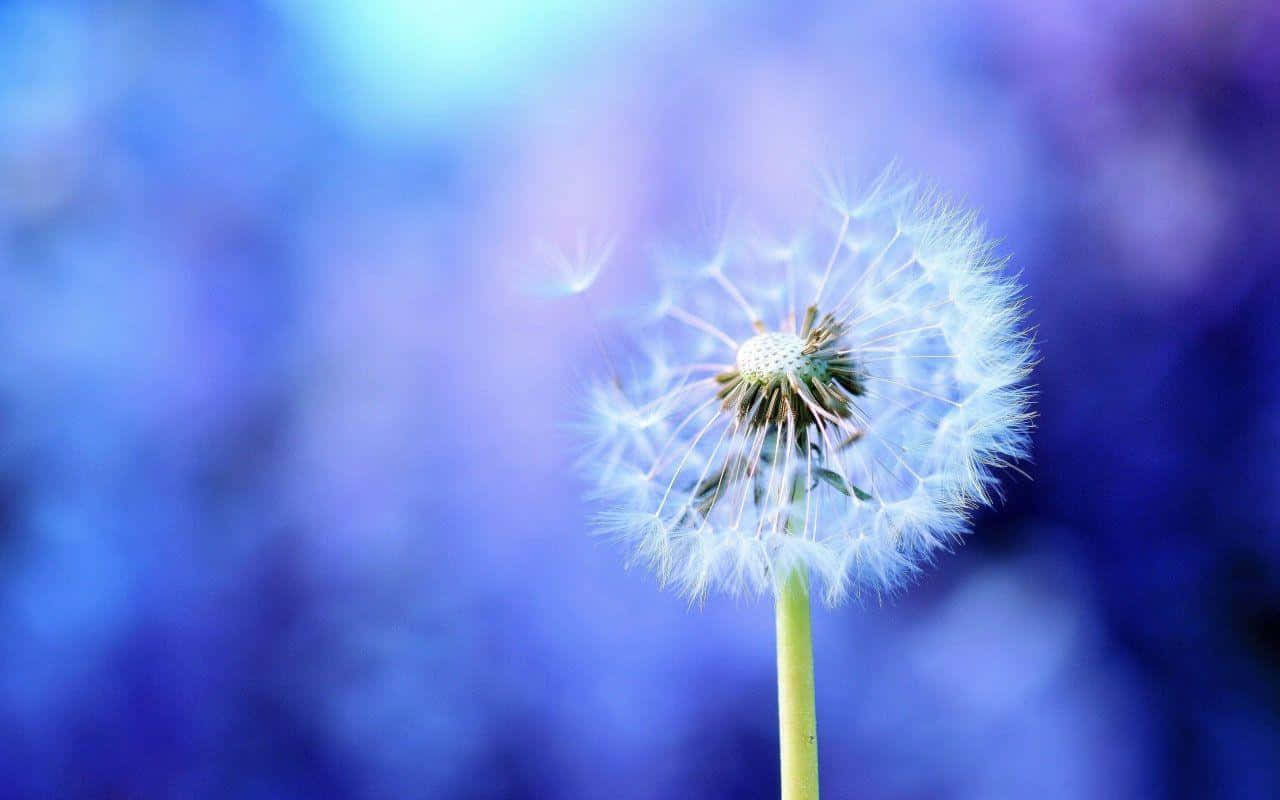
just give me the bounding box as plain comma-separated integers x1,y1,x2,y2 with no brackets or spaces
580,168,1036,605
526,231,615,298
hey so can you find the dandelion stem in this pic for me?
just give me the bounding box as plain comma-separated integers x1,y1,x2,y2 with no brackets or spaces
776,568,819,800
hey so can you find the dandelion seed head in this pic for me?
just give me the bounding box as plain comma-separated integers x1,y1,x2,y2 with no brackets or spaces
577,167,1036,605
736,333,818,384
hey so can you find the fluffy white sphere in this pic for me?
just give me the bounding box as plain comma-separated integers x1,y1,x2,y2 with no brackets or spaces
581,170,1036,605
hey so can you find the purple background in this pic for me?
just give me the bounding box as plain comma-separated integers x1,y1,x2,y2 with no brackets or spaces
1,1,1278,798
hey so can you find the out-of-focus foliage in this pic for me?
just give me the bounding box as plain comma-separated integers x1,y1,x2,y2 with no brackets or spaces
1,1,1277,798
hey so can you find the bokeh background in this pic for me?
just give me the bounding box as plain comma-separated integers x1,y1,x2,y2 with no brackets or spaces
2,1,1278,798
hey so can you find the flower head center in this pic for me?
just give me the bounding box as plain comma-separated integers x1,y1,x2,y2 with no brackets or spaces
736,332,823,384
715,313,863,433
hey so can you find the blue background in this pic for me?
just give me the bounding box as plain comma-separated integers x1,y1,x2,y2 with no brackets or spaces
1,1,1277,798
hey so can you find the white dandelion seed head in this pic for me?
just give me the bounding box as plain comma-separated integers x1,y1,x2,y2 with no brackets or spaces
736,332,824,384
579,168,1036,605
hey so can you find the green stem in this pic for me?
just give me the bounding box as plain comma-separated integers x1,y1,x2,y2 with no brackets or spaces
776,568,819,800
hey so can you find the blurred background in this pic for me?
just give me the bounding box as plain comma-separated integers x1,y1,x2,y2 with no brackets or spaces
1,1,1277,798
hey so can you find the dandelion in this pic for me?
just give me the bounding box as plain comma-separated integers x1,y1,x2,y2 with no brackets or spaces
575,167,1035,800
